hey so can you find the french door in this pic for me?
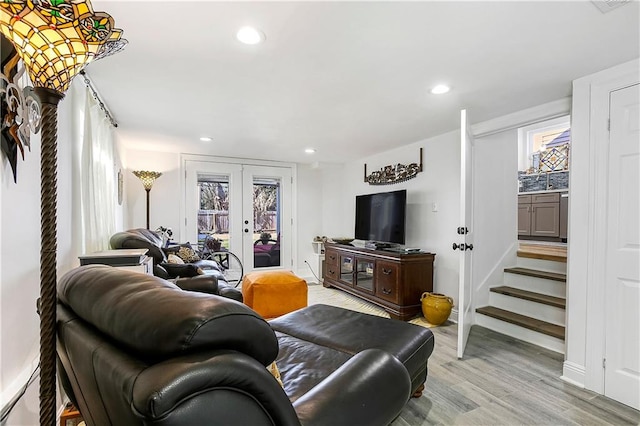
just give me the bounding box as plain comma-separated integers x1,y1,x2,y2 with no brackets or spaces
183,158,293,273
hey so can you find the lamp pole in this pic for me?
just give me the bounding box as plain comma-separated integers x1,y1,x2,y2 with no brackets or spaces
146,188,151,229
34,87,64,425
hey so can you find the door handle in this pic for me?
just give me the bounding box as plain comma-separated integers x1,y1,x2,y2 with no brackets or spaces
452,243,474,251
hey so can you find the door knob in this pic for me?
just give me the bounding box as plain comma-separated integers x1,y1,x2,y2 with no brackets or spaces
452,243,474,251
244,220,249,224
244,228,249,233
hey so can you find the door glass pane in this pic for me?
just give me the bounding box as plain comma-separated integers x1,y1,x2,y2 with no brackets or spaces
197,174,230,251
252,177,281,268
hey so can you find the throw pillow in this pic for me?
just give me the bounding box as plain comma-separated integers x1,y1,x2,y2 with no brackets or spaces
177,245,200,263
163,242,201,263
267,361,284,388
167,254,184,264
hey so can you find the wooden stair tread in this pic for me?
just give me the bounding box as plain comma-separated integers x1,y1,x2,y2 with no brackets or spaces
490,286,566,309
504,267,566,282
517,244,567,263
476,306,565,340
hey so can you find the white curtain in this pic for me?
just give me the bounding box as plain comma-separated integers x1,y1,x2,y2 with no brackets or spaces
77,86,118,253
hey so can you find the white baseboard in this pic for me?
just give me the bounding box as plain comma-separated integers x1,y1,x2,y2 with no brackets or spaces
449,308,459,323
561,361,586,388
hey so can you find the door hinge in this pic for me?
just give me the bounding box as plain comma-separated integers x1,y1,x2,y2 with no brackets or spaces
603,358,606,369
291,218,293,225
607,119,610,131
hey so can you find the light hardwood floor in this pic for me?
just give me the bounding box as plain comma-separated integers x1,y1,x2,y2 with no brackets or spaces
392,323,640,426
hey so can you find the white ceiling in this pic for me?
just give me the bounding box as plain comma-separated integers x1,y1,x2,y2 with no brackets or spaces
88,1,640,164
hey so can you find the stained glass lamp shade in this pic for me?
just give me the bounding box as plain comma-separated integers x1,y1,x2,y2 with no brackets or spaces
0,0,126,93
133,170,162,191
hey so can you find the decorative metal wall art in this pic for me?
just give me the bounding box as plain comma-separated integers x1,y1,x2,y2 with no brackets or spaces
1,34,41,182
364,148,423,185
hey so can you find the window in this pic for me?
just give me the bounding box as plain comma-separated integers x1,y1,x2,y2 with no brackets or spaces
518,115,570,173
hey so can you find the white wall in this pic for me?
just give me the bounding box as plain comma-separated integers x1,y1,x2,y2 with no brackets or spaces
295,164,324,279
472,130,519,309
339,132,461,302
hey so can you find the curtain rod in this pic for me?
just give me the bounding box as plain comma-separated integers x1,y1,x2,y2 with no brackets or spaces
78,70,118,128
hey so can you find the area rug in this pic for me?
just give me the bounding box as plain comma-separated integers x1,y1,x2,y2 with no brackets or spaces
306,283,435,329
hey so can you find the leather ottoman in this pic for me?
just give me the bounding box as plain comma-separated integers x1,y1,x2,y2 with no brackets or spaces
270,304,435,398
242,270,308,318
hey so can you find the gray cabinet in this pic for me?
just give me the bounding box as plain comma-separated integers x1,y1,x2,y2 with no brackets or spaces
518,192,565,239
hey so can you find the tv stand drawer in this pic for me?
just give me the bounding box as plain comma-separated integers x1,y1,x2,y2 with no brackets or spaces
376,261,400,304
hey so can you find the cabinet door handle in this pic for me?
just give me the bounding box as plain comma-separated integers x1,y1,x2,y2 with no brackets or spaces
382,268,392,275
328,269,334,274
382,288,392,295
329,255,336,261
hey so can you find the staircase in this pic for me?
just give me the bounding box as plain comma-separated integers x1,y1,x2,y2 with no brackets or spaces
475,243,567,354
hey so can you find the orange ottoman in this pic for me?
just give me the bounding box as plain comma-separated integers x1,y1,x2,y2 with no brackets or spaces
242,270,308,318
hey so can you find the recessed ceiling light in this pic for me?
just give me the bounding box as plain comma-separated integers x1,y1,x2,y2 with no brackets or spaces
305,148,316,154
430,84,450,95
236,26,265,45
200,137,213,142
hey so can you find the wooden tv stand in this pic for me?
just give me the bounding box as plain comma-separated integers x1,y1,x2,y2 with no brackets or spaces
323,243,435,321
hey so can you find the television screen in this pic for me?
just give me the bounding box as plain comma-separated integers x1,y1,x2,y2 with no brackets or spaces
354,189,406,244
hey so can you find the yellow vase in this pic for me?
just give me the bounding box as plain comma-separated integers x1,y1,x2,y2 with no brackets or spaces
420,292,454,325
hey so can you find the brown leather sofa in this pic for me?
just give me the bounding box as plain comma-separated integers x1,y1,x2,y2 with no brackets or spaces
56,265,434,426
109,228,242,301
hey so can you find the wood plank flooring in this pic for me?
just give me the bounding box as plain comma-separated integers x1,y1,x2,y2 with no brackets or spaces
392,323,640,426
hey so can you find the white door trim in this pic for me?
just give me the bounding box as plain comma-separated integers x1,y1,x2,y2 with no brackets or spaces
564,58,640,397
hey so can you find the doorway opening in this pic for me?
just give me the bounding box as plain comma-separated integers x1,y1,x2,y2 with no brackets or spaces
517,116,570,249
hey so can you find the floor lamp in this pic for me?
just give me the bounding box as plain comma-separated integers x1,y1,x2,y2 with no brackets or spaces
0,3,125,425
133,170,162,229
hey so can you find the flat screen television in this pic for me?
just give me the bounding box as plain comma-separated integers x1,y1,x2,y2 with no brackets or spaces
355,189,406,245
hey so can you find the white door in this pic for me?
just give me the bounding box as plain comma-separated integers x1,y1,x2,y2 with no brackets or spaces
457,109,475,359
242,165,293,272
604,83,640,410
183,160,294,274
184,161,243,254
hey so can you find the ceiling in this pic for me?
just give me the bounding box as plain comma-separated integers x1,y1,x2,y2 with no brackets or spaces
88,1,640,164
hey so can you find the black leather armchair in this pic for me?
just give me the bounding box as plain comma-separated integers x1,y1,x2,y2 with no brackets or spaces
109,228,242,301
56,266,420,426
